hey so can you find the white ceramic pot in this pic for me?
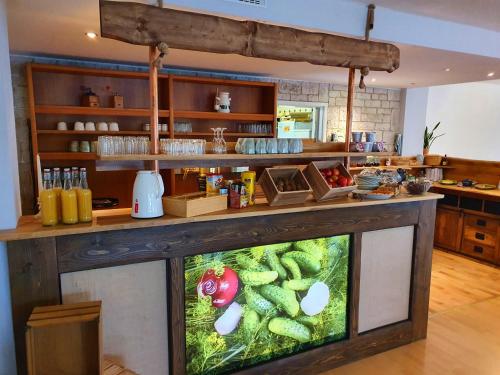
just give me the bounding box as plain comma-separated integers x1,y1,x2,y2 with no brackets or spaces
214,91,231,113
131,171,164,218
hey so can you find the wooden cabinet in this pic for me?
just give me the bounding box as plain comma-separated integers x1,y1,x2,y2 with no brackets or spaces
434,207,463,251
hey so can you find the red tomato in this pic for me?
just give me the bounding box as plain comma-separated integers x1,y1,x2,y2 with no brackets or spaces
197,267,239,308
325,169,333,177
347,177,353,186
332,168,340,176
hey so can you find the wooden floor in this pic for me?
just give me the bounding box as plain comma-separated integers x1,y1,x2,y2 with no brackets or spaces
324,250,500,375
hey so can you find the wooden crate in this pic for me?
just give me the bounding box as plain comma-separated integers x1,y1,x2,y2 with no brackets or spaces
303,161,356,201
163,192,228,217
258,167,312,206
26,301,102,375
103,358,138,375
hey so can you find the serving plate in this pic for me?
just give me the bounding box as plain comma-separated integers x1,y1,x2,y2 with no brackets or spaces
475,184,496,190
439,179,457,185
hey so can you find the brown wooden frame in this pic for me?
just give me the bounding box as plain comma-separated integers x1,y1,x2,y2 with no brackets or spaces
7,200,436,375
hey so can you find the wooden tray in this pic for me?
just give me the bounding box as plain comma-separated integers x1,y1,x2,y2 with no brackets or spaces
303,161,357,201
258,167,312,206
163,192,228,217
26,301,102,375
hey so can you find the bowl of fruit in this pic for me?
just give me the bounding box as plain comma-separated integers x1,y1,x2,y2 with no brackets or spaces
303,161,356,201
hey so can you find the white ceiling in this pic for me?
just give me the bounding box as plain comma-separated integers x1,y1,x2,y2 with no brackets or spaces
6,0,500,88
353,0,500,32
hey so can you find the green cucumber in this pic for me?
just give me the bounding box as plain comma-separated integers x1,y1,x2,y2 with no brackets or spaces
268,317,311,343
293,239,326,261
239,270,278,286
244,286,276,317
260,285,300,317
265,242,292,254
236,254,270,272
265,249,288,280
241,307,260,341
280,257,302,280
282,278,315,291
295,315,320,328
282,251,321,274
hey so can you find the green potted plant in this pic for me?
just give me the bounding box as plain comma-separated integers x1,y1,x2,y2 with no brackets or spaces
423,122,444,155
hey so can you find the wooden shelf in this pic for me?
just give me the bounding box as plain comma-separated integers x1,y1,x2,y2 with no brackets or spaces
350,165,455,170
37,130,155,136
174,111,274,121
35,105,169,117
173,132,271,137
39,152,98,161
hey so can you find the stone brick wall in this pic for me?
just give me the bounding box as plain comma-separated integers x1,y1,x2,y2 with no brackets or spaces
10,54,402,214
277,80,402,147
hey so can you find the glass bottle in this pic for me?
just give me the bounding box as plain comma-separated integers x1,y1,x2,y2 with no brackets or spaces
40,169,58,226
71,167,80,190
61,168,78,224
52,167,63,222
77,168,93,223
441,154,448,166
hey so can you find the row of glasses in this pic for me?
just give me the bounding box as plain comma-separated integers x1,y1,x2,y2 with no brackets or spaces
238,123,273,134
174,121,192,133
235,138,303,155
97,136,150,156
159,139,206,155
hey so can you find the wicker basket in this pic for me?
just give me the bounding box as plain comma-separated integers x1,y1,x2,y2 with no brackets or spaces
424,154,442,166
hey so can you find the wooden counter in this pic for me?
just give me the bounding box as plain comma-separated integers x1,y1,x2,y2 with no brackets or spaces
432,183,500,201
0,193,442,242
4,194,441,375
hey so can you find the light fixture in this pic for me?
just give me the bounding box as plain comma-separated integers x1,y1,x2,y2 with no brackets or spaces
487,72,495,77
371,78,376,82
444,68,451,72
85,32,97,39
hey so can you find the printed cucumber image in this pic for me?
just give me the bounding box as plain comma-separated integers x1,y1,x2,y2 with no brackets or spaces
184,235,350,375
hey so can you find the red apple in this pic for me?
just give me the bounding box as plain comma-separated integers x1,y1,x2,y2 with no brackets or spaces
346,177,353,186
325,169,333,177
332,168,340,176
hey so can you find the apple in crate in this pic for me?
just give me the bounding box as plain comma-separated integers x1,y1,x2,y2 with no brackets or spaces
319,167,353,188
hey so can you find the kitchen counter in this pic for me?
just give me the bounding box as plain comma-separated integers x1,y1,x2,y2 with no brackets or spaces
0,193,442,242
4,193,441,375
432,183,500,201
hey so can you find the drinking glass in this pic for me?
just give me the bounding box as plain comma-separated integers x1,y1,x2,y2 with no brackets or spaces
277,138,289,154
266,138,278,154
255,138,267,154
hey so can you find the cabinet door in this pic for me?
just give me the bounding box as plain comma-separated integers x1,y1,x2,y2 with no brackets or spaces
434,207,463,251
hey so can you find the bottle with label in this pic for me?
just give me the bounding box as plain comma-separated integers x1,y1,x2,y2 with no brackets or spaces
61,168,78,224
241,171,256,205
441,154,448,166
40,169,58,226
77,168,92,223
52,167,63,222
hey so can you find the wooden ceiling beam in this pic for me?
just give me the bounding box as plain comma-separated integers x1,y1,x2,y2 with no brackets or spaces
99,1,400,73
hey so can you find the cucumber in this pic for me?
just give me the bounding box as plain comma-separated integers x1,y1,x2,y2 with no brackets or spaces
268,317,311,343
236,254,270,272
282,252,321,274
239,270,278,286
280,257,301,280
244,286,276,317
293,239,326,261
265,242,292,254
295,315,320,328
282,278,315,291
241,307,260,341
260,285,300,317
265,249,288,280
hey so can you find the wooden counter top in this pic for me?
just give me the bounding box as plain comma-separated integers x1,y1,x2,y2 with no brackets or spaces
432,183,500,200
0,193,443,242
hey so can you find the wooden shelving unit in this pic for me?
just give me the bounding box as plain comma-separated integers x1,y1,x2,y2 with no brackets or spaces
349,165,455,171
174,110,274,122
35,105,169,117
37,130,154,136
39,152,98,160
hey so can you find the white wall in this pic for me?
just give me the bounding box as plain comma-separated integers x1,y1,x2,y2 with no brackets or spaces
401,87,429,156
0,0,21,373
426,81,500,161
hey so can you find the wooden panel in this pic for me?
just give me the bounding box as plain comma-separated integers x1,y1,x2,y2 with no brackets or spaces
461,240,497,262
26,301,101,375
463,225,497,247
444,157,500,186
349,233,362,339
61,261,168,375
7,238,61,375
56,202,420,273
169,257,186,375
434,207,462,251
411,199,437,339
100,2,399,72
464,213,499,233
358,226,414,333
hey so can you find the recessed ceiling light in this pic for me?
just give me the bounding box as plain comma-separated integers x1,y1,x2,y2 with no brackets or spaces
371,78,376,82
85,32,97,39
487,72,495,77
410,82,416,85
444,68,451,72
